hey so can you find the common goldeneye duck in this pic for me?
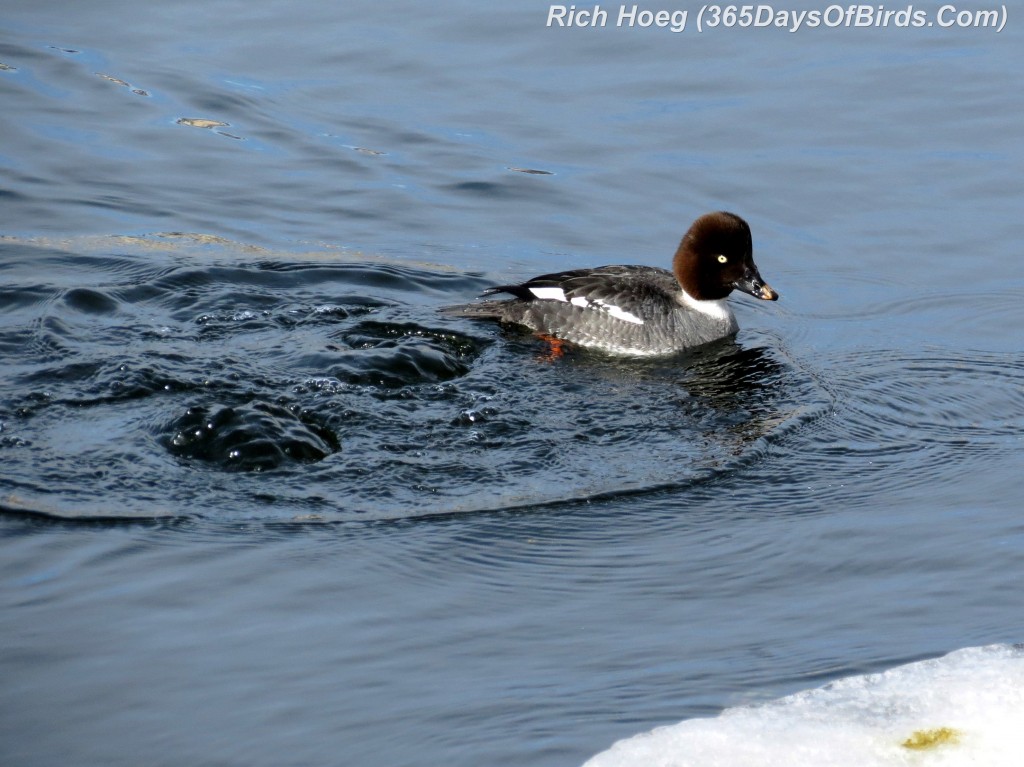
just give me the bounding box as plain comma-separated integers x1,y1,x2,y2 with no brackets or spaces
454,211,778,356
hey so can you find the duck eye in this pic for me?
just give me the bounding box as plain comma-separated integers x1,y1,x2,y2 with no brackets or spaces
717,255,728,264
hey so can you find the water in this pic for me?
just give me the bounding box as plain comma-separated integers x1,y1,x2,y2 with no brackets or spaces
2,2,1023,766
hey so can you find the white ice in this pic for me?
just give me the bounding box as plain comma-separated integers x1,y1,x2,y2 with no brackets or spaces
584,644,1024,767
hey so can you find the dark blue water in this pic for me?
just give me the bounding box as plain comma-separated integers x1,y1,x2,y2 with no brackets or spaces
2,3,1023,766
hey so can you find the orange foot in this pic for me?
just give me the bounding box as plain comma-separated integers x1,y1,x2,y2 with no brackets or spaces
536,334,569,361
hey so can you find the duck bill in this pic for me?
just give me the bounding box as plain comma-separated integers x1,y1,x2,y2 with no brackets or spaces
733,268,778,301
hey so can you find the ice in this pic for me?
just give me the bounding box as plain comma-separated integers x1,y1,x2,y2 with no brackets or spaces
584,644,1024,767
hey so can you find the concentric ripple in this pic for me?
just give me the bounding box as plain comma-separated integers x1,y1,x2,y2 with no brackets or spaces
745,345,1024,513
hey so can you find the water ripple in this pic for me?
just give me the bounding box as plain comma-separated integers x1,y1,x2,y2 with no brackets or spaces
0,237,819,522
6,237,1016,525
754,346,1024,510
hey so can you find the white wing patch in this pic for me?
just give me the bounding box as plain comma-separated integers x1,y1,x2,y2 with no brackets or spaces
529,285,644,325
529,286,568,302
593,298,644,325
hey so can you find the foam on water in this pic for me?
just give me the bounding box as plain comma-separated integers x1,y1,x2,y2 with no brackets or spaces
584,644,1024,767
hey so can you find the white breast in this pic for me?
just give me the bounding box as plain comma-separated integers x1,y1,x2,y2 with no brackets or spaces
677,289,732,321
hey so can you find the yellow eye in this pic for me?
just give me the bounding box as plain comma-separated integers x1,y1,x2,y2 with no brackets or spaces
717,255,728,263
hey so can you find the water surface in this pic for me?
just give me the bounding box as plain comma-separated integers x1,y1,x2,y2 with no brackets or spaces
2,2,1023,766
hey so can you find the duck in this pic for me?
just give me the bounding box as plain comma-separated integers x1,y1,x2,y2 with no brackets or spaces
452,211,778,355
